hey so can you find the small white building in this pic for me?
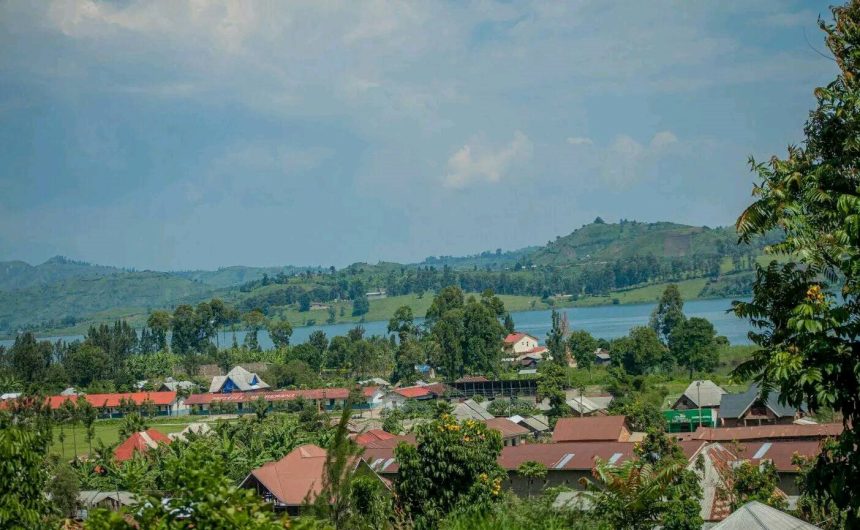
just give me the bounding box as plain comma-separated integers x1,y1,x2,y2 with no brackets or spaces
503,332,540,355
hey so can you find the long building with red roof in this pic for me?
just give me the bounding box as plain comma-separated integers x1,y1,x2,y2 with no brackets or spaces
184,386,384,414
35,391,182,418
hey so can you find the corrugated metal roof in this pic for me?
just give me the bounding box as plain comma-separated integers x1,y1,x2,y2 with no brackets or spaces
693,423,842,442
718,384,803,420
552,415,627,442
678,380,726,408
711,501,821,529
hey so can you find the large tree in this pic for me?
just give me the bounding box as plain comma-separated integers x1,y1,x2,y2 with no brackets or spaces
649,284,685,343
668,317,719,378
9,333,52,384
395,414,504,529
568,329,597,373
732,2,860,523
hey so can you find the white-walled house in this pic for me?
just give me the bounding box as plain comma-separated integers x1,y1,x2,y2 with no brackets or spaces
503,333,540,355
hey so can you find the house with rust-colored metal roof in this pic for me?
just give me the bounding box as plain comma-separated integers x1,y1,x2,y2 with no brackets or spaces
114,429,171,462
693,423,842,442
240,444,385,514
551,415,630,443
483,417,531,446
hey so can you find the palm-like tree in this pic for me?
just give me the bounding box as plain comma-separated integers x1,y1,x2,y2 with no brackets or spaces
517,461,548,498
583,458,686,530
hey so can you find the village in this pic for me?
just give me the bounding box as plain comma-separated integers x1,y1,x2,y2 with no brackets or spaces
14,330,832,528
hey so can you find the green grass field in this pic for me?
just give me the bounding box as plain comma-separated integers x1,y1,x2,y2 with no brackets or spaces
50,417,205,458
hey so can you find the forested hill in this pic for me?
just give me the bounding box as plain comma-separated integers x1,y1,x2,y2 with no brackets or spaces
0,219,777,335
0,256,124,291
530,220,765,266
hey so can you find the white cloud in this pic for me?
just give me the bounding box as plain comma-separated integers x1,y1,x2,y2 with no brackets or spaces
567,136,593,146
600,131,679,187
649,130,678,150
444,131,533,189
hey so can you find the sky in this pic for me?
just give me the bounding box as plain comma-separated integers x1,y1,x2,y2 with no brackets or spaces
0,0,838,271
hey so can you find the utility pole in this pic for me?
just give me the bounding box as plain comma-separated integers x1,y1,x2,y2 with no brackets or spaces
697,380,703,429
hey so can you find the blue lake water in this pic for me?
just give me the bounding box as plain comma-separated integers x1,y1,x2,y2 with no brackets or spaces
0,297,752,350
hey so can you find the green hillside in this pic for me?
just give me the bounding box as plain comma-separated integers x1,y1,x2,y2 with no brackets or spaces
0,219,778,336
530,221,746,266
0,271,212,332
172,265,313,289
0,256,124,291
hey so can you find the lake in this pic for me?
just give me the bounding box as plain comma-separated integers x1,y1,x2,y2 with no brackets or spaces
0,297,752,350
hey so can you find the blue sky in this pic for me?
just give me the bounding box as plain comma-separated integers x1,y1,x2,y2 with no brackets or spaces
0,1,837,270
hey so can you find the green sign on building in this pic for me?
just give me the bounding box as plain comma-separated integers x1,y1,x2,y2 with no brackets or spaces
663,409,716,432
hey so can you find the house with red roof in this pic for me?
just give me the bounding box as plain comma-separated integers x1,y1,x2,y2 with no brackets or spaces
184,386,384,415
383,383,450,408
551,415,631,443
114,429,171,462
42,391,183,418
240,444,386,515
503,332,540,356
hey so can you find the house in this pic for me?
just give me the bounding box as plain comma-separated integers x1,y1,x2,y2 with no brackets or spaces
185,386,382,414
593,348,611,366
452,399,494,421
76,491,136,519
209,365,270,393
500,440,706,496
114,429,171,462
383,383,449,408
60,387,78,396
508,414,551,434
414,364,436,379
167,422,213,441
718,384,806,427
565,391,613,416
241,444,385,515
673,380,726,411
45,391,183,418
552,415,631,443
503,332,540,355
352,428,398,446
697,441,824,521
483,417,531,446
159,377,194,393
691,423,842,443
711,501,821,529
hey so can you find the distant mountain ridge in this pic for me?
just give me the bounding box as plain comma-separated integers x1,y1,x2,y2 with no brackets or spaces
0,219,771,334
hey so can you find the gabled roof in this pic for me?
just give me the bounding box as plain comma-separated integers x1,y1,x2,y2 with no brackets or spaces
676,380,726,408
693,423,842,442
241,444,331,506
711,501,821,529
719,384,804,420
392,383,449,399
504,332,538,344
453,399,494,421
353,429,398,446
552,415,627,443
186,386,378,405
565,394,610,415
499,440,706,471
483,417,531,439
209,365,270,393
47,391,177,410
114,429,171,462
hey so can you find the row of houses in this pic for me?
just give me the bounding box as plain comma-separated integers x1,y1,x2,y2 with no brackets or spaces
667,380,808,430
232,415,841,523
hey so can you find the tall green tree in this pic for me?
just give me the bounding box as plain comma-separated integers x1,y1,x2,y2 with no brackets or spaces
267,319,293,349
668,317,719,378
546,310,567,366
610,326,666,375
242,310,267,352
9,333,52,384
568,330,597,373
731,3,860,523
146,310,172,352
649,284,685,344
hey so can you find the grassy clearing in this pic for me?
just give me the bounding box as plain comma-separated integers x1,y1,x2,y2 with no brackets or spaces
50,417,207,458
568,278,709,308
